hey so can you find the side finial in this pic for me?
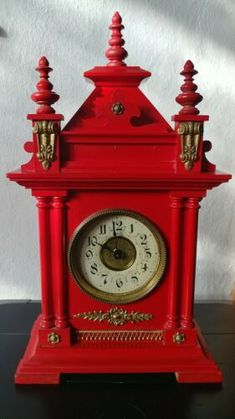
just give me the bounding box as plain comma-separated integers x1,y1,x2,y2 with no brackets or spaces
176,60,202,115
105,12,128,66
31,56,59,114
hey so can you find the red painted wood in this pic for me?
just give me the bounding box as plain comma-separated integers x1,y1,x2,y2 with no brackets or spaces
181,197,202,328
36,197,54,328
165,196,184,329
105,12,127,66
14,316,223,384
51,196,68,328
31,56,59,114
176,60,203,115
7,13,232,384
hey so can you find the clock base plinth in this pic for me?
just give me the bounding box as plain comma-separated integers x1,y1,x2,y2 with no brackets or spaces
15,316,223,384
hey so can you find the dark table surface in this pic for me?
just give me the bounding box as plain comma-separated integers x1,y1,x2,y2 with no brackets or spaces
0,301,235,419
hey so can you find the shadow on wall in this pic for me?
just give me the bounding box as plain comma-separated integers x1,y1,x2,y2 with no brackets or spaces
197,184,235,299
0,27,7,37
134,0,235,55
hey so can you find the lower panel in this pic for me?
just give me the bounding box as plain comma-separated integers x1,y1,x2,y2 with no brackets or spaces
15,316,223,384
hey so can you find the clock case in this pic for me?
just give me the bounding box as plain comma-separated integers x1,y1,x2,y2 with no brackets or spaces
8,13,231,384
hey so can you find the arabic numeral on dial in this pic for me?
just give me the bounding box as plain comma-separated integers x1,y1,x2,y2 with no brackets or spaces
116,278,123,288
131,275,138,283
99,224,106,235
145,248,152,258
140,233,147,246
113,220,123,233
102,273,108,285
90,262,98,275
85,249,93,259
141,263,148,272
88,236,98,246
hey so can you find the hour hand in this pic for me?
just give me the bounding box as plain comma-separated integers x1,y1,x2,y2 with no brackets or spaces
102,243,114,253
96,241,113,253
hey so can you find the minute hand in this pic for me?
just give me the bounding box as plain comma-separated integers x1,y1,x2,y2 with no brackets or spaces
112,222,118,248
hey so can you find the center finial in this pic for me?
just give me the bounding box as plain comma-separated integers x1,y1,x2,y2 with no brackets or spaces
105,12,128,66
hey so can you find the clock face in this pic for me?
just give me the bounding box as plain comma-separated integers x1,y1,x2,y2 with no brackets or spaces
68,209,167,304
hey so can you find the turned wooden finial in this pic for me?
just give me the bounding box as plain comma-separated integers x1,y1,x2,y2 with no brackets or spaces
176,60,203,115
105,11,128,66
31,56,59,114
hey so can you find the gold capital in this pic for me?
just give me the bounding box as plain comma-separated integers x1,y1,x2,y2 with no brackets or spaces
178,121,203,171
33,120,59,170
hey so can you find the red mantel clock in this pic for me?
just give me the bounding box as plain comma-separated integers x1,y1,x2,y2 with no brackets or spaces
7,12,231,384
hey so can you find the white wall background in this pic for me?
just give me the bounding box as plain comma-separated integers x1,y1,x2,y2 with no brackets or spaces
0,0,235,301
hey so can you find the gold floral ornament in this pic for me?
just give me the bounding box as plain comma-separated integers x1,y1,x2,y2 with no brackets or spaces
178,121,203,171
111,102,125,115
47,332,60,345
74,307,153,326
33,120,60,170
173,331,185,344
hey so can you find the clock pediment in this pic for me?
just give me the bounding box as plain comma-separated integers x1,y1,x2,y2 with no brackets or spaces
7,13,231,183
7,13,231,182
63,78,173,135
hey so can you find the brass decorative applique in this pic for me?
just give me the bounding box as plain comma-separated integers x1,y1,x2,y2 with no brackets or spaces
33,121,60,170
74,307,153,326
111,102,125,115
77,330,163,342
48,332,60,345
178,121,203,171
173,331,185,344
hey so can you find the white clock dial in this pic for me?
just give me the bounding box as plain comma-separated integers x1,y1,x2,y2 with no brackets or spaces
68,209,166,304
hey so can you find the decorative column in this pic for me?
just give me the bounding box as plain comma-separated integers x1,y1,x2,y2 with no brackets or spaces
181,197,201,328
171,61,209,328
36,197,54,328
165,195,184,329
51,196,68,328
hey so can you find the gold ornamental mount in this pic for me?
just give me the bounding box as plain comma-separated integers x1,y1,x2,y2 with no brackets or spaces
173,331,185,344
77,329,163,342
112,102,125,115
74,307,153,326
33,120,60,170
47,332,60,345
178,121,203,171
